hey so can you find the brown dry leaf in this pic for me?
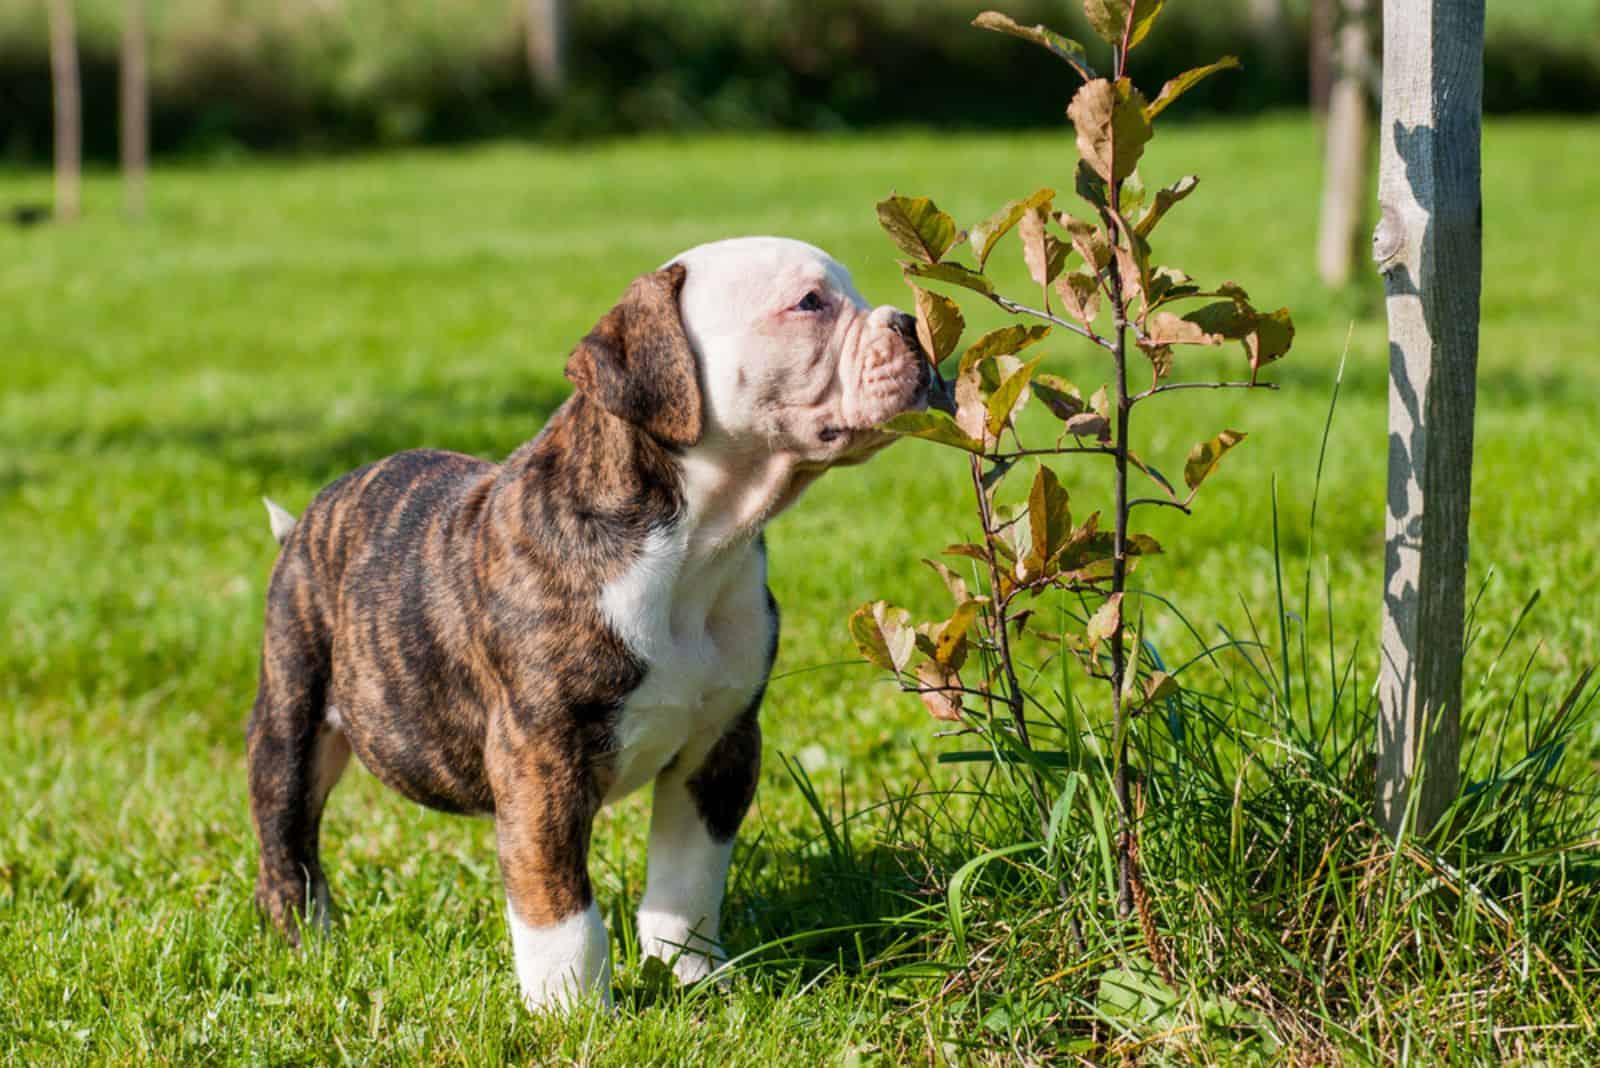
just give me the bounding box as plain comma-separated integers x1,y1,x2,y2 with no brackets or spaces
1145,311,1220,346
916,660,965,722
1066,78,1152,184
1054,269,1101,328
1019,206,1068,288
911,284,965,365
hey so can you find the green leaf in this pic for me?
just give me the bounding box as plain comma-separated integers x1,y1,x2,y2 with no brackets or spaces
1067,78,1152,185
1142,670,1179,704
1135,175,1198,237
1127,451,1177,499
968,187,1055,269
909,284,966,364
1118,169,1147,216
1032,373,1084,421
1146,265,1199,307
972,11,1095,80
934,600,982,667
985,356,1042,437
1184,429,1247,492
902,260,994,298
1145,56,1241,121
1176,284,1293,375
1085,593,1123,651
1097,958,1179,1025
1245,306,1295,376
876,195,958,264
1182,299,1254,340
880,410,985,454
1026,465,1072,576
959,324,1051,374
1126,533,1163,555
1083,0,1166,50
849,601,915,673
1074,161,1109,212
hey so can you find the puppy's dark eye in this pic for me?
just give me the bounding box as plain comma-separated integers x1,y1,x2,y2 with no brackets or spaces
793,291,824,313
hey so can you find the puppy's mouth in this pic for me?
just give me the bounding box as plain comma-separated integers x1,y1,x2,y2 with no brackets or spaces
818,360,942,461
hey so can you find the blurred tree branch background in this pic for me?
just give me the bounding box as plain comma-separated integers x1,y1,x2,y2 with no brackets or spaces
2,0,1594,164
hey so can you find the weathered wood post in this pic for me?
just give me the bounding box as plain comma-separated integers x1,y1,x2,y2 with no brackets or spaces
48,0,81,222
1372,0,1484,836
122,0,149,218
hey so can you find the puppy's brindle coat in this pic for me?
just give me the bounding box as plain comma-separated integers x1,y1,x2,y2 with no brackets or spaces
247,239,929,1010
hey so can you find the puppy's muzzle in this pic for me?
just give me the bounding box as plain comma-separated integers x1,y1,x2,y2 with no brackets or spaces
887,311,942,407
886,311,953,414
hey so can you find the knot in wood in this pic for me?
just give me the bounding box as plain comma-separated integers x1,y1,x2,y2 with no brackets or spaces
1371,206,1405,271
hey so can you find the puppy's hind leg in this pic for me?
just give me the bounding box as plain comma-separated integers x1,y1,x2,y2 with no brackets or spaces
247,592,349,945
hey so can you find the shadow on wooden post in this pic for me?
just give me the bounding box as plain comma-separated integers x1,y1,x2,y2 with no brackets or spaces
1373,0,1485,837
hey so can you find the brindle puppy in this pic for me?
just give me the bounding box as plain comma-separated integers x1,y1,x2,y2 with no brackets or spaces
248,237,930,1011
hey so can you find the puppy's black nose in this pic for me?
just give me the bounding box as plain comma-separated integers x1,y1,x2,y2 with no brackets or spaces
889,311,918,342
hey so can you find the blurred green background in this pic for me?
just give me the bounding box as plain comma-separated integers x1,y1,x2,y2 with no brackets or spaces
1,0,1596,163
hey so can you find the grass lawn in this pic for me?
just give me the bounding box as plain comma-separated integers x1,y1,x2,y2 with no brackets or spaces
3,118,1599,1063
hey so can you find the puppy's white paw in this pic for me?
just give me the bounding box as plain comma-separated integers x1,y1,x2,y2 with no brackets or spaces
508,900,613,1013
636,908,726,986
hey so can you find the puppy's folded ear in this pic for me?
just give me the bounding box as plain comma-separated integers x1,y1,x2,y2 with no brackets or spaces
564,262,703,448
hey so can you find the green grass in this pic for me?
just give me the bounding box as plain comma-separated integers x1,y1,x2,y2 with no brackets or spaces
3,118,1599,1063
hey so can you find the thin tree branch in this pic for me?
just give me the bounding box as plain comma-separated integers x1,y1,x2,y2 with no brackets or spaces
988,446,1115,462
986,292,1114,351
1106,99,1135,920
1132,380,1278,403
905,683,998,702
968,453,1052,832
1129,497,1192,514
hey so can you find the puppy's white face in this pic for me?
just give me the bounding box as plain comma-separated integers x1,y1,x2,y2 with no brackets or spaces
670,237,929,465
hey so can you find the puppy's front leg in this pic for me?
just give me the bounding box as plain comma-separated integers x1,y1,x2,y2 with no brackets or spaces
638,707,761,984
488,728,610,1012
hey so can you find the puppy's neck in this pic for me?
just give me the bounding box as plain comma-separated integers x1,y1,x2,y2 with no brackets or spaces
677,442,823,561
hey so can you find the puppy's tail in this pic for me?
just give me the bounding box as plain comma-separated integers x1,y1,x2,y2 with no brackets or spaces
262,497,298,546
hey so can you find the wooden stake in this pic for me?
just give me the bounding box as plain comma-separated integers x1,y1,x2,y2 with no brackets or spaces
1373,0,1485,836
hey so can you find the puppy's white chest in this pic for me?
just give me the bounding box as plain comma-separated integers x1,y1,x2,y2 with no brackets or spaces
599,530,773,801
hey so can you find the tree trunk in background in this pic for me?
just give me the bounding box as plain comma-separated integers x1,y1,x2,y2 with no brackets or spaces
1316,0,1370,286
525,0,569,96
1373,0,1484,837
122,0,149,217
48,0,81,222
1309,0,1336,116
1248,0,1289,68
